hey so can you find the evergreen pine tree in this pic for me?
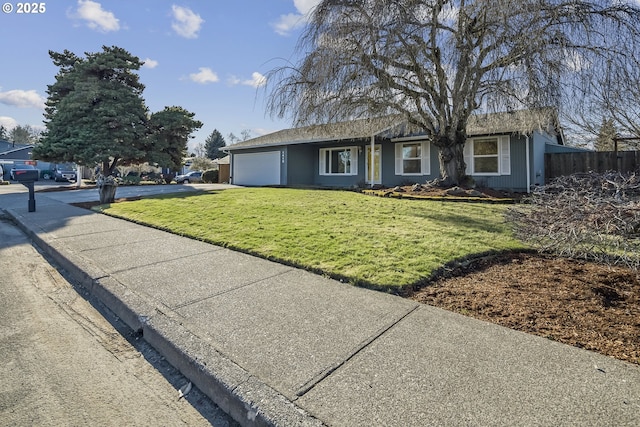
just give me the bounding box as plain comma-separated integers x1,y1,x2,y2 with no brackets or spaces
204,129,226,160
0,125,8,141
595,117,617,151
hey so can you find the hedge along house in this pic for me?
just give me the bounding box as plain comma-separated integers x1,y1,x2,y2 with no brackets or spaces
226,109,567,192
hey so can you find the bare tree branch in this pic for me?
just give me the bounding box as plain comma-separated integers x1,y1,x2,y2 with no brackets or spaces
266,0,640,184
507,172,640,270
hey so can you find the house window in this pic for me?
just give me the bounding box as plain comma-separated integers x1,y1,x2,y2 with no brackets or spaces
319,147,357,175
464,136,510,176
395,141,430,175
473,138,499,173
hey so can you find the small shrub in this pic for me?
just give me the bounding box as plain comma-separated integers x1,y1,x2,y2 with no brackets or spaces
162,173,175,184
202,169,219,183
141,172,163,184
121,175,141,186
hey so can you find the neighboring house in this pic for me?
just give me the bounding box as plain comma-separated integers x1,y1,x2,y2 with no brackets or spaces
0,140,35,180
225,110,576,193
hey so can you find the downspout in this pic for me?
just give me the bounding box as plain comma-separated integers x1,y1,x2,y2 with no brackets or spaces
525,134,531,193
370,135,375,188
222,148,232,184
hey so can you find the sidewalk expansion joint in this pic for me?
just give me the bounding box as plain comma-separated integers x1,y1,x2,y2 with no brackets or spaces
59,231,168,249
107,248,223,276
173,268,295,309
294,304,420,398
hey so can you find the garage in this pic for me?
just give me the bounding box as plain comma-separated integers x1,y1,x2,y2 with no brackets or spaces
232,151,281,186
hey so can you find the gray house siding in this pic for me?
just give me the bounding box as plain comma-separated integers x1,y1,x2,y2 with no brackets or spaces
545,143,590,153
268,136,533,191
381,141,439,187
286,139,441,188
294,140,439,188
228,110,564,192
314,141,365,187
532,134,549,187
286,145,315,186
467,137,524,191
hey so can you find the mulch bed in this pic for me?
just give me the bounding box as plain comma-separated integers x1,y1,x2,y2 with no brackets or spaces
410,251,640,364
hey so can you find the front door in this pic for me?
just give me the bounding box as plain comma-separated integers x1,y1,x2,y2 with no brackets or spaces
366,145,381,185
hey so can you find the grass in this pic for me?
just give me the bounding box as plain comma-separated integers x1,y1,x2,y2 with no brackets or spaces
98,188,526,290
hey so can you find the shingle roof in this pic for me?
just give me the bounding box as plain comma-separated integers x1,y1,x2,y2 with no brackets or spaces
466,108,560,136
226,115,405,151
0,140,32,154
226,109,560,151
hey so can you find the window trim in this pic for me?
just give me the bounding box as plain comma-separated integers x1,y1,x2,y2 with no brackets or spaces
319,146,358,176
464,136,511,176
394,140,430,176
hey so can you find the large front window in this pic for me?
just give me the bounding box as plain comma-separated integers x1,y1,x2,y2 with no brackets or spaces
319,147,357,175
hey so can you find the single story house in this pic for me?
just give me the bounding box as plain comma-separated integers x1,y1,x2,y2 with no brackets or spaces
0,140,35,180
225,110,577,192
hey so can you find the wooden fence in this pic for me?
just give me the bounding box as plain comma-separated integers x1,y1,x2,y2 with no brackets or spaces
545,151,640,181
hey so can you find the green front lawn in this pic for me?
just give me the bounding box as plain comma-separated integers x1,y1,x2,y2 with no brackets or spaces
99,188,526,290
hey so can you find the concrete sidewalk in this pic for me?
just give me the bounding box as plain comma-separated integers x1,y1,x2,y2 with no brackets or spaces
2,189,639,426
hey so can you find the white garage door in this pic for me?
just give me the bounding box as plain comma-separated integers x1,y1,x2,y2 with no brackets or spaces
233,151,281,186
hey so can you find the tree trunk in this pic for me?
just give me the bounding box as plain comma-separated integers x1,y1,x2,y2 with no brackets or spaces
98,183,117,204
434,132,468,187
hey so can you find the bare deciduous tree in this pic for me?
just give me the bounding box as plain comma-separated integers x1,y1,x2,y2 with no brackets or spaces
267,0,640,185
9,124,40,145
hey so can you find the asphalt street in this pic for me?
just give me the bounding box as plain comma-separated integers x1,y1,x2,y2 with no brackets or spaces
0,216,239,427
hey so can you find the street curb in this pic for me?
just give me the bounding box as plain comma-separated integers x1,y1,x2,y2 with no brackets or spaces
6,208,325,427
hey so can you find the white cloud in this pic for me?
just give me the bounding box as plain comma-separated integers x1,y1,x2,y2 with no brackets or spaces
272,0,321,36
243,72,267,88
228,72,267,88
294,0,320,15
171,5,204,39
189,67,219,84
272,13,306,36
0,116,19,130
0,89,46,109
142,58,159,69
72,0,120,32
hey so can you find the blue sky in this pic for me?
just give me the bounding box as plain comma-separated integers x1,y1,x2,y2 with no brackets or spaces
0,0,321,151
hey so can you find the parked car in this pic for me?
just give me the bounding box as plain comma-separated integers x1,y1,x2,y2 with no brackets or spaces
175,170,203,184
10,164,39,181
53,163,77,182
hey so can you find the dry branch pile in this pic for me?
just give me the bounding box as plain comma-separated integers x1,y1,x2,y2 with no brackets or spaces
507,172,640,269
